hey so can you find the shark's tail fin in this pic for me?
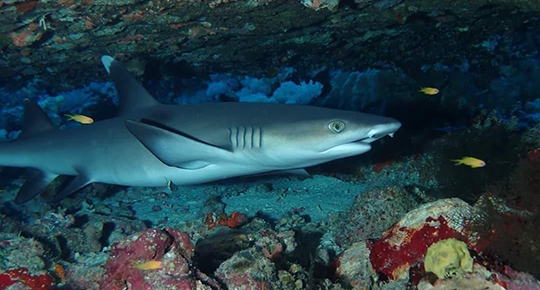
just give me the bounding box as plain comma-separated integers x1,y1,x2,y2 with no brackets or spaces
1,99,60,203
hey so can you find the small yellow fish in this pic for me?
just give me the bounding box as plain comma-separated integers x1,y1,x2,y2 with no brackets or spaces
450,157,486,168
65,114,94,124
135,260,162,270
419,87,440,95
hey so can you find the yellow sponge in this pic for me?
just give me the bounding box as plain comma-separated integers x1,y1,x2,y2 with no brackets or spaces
424,238,473,279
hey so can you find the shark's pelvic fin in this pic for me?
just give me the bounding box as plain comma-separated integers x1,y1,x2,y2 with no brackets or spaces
124,120,231,170
274,168,311,177
15,169,58,204
14,99,59,204
20,99,56,139
50,174,93,202
101,55,159,116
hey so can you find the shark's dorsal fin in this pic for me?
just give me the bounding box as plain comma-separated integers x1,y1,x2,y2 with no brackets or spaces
20,99,55,139
101,55,159,116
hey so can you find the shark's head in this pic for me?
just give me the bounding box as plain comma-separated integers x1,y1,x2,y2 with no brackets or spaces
125,103,401,172
257,106,402,168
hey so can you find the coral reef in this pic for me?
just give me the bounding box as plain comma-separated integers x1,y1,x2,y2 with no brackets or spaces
466,156,540,277
367,198,473,280
332,186,421,248
431,113,526,202
1,0,539,90
0,268,54,290
0,0,539,287
100,228,217,290
215,248,276,290
0,234,48,273
1,172,540,289
423,238,473,279
334,242,378,289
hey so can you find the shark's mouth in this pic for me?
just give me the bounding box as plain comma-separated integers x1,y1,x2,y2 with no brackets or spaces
322,141,372,155
352,131,395,144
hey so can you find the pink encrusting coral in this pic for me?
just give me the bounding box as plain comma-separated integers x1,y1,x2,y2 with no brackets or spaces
99,228,214,290
366,198,474,280
0,268,54,290
368,216,467,280
10,23,43,47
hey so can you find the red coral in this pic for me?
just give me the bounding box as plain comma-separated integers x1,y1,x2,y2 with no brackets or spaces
0,268,53,290
0,273,17,288
373,159,395,173
206,212,248,230
100,228,197,290
15,1,39,12
367,216,468,280
220,212,248,228
10,23,42,47
528,148,540,162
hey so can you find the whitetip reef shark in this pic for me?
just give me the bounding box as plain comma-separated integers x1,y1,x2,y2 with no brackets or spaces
0,56,401,203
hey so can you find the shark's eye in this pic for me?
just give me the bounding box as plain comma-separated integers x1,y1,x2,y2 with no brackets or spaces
328,121,346,133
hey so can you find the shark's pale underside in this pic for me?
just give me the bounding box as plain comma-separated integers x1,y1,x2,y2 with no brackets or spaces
0,56,401,203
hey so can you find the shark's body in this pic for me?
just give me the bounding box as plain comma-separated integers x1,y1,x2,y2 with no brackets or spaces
0,56,401,203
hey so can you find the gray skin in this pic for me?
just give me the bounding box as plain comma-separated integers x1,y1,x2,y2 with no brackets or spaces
0,56,401,203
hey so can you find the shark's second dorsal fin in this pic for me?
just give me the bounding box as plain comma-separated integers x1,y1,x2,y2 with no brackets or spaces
20,99,55,139
101,56,159,116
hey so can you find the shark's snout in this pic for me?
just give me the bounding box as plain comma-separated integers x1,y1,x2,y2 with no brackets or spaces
370,121,402,138
357,120,402,144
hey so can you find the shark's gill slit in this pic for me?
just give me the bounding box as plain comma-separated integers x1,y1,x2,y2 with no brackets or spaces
228,127,237,148
249,126,254,149
234,127,239,149
237,127,241,149
258,127,263,148
239,127,244,149
241,126,247,149
246,126,252,149
234,127,238,149
253,127,260,148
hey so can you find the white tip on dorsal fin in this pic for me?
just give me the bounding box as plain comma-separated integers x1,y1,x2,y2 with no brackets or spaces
100,55,159,116
101,55,114,74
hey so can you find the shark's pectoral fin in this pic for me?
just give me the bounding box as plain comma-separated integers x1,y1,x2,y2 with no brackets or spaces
177,160,211,170
15,169,58,204
49,175,93,202
124,120,231,169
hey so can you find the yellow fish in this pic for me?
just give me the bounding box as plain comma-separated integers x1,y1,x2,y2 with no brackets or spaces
134,260,162,270
419,87,439,95
450,157,486,168
65,114,94,124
